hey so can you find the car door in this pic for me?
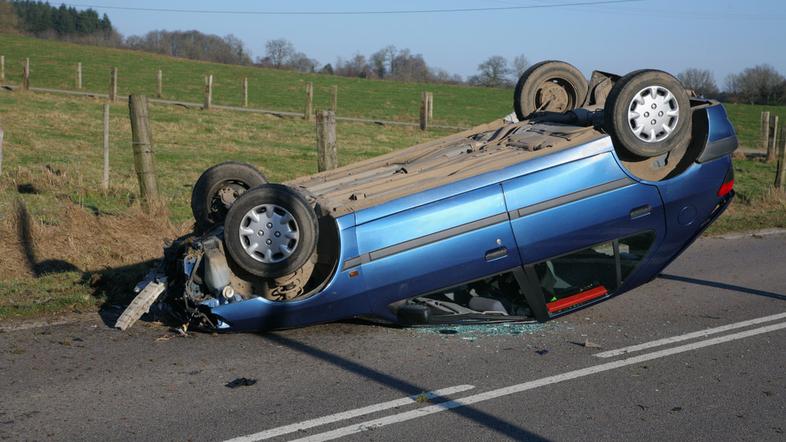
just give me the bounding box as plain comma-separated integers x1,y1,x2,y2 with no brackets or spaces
502,151,666,320
351,183,522,316
501,151,666,266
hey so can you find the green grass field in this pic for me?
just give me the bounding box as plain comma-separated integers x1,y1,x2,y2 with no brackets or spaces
0,33,784,321
0,34,510,127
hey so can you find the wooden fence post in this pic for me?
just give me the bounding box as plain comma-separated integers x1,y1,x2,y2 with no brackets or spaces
128,95,159,205
304,82,313,121
767,115,779,162
156,69,162,98
22,58,29,90
1,55,5,82
204,74,213,110
419,91,428,130
316,110,337,172
102,104,110,190
0,127,4,177
109,67,117,103
776,125,786,190
330,85,337,113
76,62,82,89
772,125,786,190
760,111,771,150
242,77,248,108
427,92,433,119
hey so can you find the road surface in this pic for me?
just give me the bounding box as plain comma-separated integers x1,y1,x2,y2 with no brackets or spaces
1,232,784,441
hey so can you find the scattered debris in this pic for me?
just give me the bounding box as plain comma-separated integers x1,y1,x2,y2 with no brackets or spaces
226,377,257,388
416,322,546,338
670,407,683,412
535,349,549,356
571,339,602,348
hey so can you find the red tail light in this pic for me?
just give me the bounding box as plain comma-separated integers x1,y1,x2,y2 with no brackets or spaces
717,167,734,197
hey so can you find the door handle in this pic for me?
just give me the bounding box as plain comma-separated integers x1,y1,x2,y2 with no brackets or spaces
485,246,508,262
630,205,651,220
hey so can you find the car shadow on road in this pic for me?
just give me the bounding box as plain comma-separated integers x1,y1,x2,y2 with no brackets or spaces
260,332,548,441
659,274,786,301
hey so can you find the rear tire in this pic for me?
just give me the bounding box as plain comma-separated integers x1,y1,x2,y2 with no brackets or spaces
514,60,588,121
191,162,267,233
604,70,691,158
223,184,318,279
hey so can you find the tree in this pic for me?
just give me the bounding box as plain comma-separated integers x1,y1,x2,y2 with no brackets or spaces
370,45,397,79
336,54,370,78
265,38,295,69
127,30,252,65
475,55,511,87
390,49,429,82
320,63,334,75
725,64,785,105
288,52,318,73
512,54,529,78
677,68,719,98
0,0,19,32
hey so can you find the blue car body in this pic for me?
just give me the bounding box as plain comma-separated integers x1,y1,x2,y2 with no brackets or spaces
209,101,737,331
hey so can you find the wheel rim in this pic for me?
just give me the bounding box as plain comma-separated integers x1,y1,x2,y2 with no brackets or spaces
238,204,300,264
627,85,680,143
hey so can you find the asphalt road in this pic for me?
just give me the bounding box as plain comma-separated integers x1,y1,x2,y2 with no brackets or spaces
1,232,785,441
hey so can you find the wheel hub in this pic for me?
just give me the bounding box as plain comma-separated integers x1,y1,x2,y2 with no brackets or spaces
238,204,300,264
628,86,679,143
536,81,570,112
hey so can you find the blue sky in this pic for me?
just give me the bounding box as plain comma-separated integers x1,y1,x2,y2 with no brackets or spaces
73,0,785,85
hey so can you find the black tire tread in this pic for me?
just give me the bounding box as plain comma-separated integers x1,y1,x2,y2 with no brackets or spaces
513,60,589,121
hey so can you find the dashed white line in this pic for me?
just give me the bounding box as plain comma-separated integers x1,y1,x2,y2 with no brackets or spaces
593,311,786,358
288,321,786,442
222,384,475,442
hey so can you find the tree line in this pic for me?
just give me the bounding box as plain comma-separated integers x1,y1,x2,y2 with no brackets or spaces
677,65,786,105
8,1,115,41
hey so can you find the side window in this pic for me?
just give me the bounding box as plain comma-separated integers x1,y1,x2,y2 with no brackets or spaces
532,231,656,313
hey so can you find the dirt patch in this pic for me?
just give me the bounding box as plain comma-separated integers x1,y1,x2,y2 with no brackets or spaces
0,198,187,280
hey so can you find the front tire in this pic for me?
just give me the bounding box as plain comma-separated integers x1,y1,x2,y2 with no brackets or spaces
223,184,318,279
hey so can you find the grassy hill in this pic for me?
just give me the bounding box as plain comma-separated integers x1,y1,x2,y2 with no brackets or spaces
0,34,510,127
0,34,784,321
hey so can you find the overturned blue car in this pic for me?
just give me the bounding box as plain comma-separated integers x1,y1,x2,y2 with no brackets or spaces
117,61,738,332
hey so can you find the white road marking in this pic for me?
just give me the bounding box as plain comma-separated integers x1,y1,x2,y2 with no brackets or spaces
593,311,786,358
223,384,475,442
289,321,786,442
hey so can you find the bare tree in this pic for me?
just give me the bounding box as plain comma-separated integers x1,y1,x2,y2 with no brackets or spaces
288,52,318,73
677,68,719,98
336,54,371,78
265,38,295,69
475,55,511,87
725,64,785,104
512,54,529,78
